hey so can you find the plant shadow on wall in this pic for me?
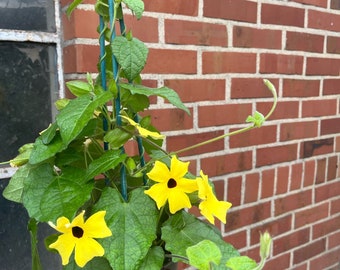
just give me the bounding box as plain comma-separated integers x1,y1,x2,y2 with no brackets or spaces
2,0,277,269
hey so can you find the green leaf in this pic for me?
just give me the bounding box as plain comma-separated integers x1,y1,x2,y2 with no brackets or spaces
66,0,84,17
40,168,93,221
121,83,190,115
3,164,30,203
63,256,113,270
121,90,150,112
22,163,56,221
161,211,239,268
85,150,127,180
66,80,92,97
138,246,165,270
246,111,265,128
104,128,133,149
29,133,66,165
111,36,148,81
94,188,158,270
123,0,144,19
40,122,58,144
186,240,222,270
28,218,42,270
225,256,257,270
9,143,33,167
56,91,112,146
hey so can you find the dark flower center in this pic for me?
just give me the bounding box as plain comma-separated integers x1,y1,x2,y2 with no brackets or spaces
72,226,84,238
167,178,177,188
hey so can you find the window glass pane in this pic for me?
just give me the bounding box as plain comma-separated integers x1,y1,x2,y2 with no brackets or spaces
0,180,62,270
0,0,55,32
0,42,57,163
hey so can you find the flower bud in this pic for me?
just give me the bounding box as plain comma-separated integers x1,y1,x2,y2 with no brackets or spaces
260,231,272,259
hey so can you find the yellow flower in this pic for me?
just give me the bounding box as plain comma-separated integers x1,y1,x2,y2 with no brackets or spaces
197,171,232,224
145,156,198,214
49,211,112,267
121,115,165,140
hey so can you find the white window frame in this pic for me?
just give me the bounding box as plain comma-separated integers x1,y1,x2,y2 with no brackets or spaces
0,0,64,179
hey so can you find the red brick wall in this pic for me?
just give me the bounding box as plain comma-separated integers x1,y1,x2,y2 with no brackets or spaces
60,0,340,269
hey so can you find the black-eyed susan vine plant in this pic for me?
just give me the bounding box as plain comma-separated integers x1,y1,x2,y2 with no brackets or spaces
2,0,276,269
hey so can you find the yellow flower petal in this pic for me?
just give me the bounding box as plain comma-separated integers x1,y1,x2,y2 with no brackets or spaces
48,211,112,267
170,156,189,180
84,211,112,238
146,160,171,183
168,189,193,214
74,237,105,267
121,115,165,140
49,233,75,265
145,156,198,213
197,171,232,224
144,182,169,209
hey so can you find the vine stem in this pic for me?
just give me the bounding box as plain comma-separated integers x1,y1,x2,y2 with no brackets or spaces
173,79,277,156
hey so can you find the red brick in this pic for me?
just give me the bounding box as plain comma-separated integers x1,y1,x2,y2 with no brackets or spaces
283,79,320,97
315,181,340,203
226,202,271,231
144,0,198,16
316,158,326,184
223,230,247,250
290,163,303,191
291,0,327,7
201,151,253,177
275,189,312,216
124,15,159,43
250,215,292,245
202,52,256,74
63,10,98,40
277,166,289,195
274,228,310,255
327,36,340,54
204,0,257,23
227,176,242,207
261,169,275,198
146,108,193,132
310,248,340,270
164,79,225,103
261,4,305,27
302,99,337,117
229,125,277,148
308,10,340,32
233,26,281,49
280,121,318,142
264,254,291,270
295,202,329,228
313,215,340,239
293,239,326,264
321,117,340,135
198,103,252,127
260,53,303,75
165,20,227,46
231,78,278,99
303,160,316,187
328,230,340,248
166,130,225,156
291,263,308,270
63,44,100,73
143,48,197,74
306,57,340,76
256,143,298,168
323,79,340,95
331,197,340,216
257,101,299,121
286,31,324,53
327,155,338,181
244,173,260,203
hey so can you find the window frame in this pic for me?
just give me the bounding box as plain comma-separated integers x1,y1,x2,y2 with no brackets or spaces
0,0,64,179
